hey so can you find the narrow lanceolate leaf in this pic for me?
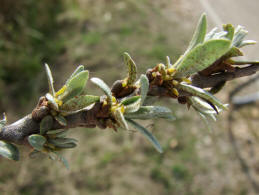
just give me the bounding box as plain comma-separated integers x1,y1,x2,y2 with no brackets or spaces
239,40,257,48
175,39,231,78
66,65,84,84
121,96,140,106
126,119,163,153
166,56,172,68
45,63,55,96
140,74,149,105
58,70,89,103
125,106,175,120
48,138,77,149
124,52,137,85
178,83,228,110
185,13,207,53
55,115,67,126
123,96,141,113
55,152,69,170
205,27,218,41
40,115,53,135
114,108,129,130
232,25,248,47
47,129,66,135
0,141,19,161
46,93,59,111
189,97,218,115
60,95,99,111
28,134,47,151
91,77,112,105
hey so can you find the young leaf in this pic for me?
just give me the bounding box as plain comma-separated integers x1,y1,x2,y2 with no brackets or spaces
121,96,141,113
47,129,67,135
178,83,228,110
124,52,137,85
166,56,172,68
232,25,248,47
114,108,129,130
140,74,149,105
40,115,53,135
58,70,89,103
125,106,175,120
28,134,47,151
55,115,67,126
223,24,234,41
0,141,19,161
48,138,77,149
175,39,231,78
60,95,100,111
126,119,163,153
45,63,55,96
205,27,218,41
66,65,84,84
91,77,112,104
56,152,70,170
239,40,257,48
185,13,207,53
46,93,59,111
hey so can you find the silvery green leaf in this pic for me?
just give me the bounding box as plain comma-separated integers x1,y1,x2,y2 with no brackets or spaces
44,63,55,96
166,56,172,68
58,71,89,103
56,152,69,170
175,39,231,78
60,95,99,112
178,83,228,110
211,31,227,39
114,108,129,130
205,27,218,41
0,141,19,161
40,115,53,135
28,134,47,151
60,103,95,116
48,138,77,149
91,77,112,105
232,25,248,47
125,106,175,120
124,52,137,85
121,96,140,106
47,129,67,135
185,13,207,53
55,115,67,126
66,65,84,84
238,40,257,48
140,74,149,105
126,119,163,153
123,97,141,113
46,93,59,111
223,24,234,40
189,97,218,115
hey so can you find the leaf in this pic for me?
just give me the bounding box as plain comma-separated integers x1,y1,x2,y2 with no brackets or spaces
232,25,248,47
40,115,53,135
125,106,175,120
48,138,77,149
28,134,47,151
60,95,99,111
57,153,69,170
66,65,84,84
239,40,257,48
45,63,55,96
205,27,218,41
178,83,228,110
123,97,142,113
175,39,231,78
55,115,67,126
47,129,67,135
124,52,137,85
46,93,59,111
91,77,112,104
223,47,243,58
223,24,234,40
114,108,129,130
58,70,89,103
189,97,218,115
121,96,140,106
185,13,207,53
140,74,149,105
166,56,172,68
0,141,19,161
126,119,163,153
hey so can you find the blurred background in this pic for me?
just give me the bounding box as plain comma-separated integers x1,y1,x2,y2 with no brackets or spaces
0,0,259,194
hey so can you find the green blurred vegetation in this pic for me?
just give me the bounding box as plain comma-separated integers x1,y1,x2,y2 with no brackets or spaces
0,0,255,195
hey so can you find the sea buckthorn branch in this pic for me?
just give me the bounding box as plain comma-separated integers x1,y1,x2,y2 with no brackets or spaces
0,13,259,168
